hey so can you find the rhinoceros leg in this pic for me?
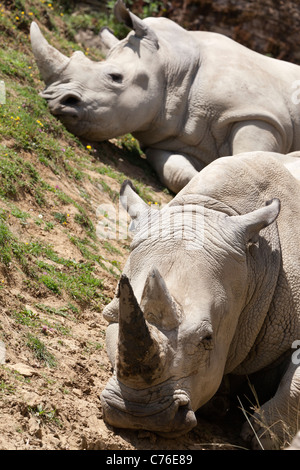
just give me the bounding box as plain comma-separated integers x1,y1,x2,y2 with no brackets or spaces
230,120,285,155
241,361,300,450
145,149,200,194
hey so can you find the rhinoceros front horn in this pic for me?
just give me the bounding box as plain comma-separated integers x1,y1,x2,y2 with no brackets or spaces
30,22,70,85
117,275,164,384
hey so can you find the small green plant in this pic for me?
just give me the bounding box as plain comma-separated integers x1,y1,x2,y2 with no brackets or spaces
26,333,56,368
0,380,15,394
10,206,30,221
52,211,68,225
0,220,13,265
13,308,39,327
103,241,122,256
44,221,54,231
75,213,94,231
28,404,62,427
39,273,61,295
35,303,70,319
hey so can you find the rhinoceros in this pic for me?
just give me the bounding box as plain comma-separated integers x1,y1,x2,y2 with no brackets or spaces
100,151,300,449
30,0,300,194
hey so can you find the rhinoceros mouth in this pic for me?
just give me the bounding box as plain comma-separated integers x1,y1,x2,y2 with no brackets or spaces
53,111,80,122
100,376,197,436
52,114,90,137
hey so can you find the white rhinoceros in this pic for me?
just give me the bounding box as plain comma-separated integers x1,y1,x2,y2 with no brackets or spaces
100,151,300,450
30,1,300,194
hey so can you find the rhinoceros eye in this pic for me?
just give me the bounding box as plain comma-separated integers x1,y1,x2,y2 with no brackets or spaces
109,73,123,83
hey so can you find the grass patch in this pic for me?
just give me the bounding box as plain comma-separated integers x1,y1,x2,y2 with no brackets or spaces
0,218,109,308
0,149,47,203
0,380,15,395
13,308,39,327
26,333,56,368
103,241,123,256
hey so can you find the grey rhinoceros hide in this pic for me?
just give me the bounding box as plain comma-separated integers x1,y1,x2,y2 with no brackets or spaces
30,0,300,193
101,151,300,450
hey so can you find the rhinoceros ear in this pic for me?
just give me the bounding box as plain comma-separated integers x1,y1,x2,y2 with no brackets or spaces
120,179,148,224
30,22,70,85
99,27,120,51
230,198,281,244
114,0,159,48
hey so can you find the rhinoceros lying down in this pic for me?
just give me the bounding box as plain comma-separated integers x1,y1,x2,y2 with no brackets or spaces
30,1,300,194
100,151,300,449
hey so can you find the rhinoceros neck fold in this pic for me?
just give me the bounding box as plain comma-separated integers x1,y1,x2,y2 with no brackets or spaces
169,194,239,217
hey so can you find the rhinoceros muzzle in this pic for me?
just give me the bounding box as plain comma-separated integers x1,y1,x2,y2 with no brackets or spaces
101,374,197,437
101,271,197,436
41,91,82,121
50,103,80,120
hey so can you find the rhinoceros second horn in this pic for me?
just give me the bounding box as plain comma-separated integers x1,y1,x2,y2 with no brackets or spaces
141,266,181,331
30,22,69,85
117,274,163,383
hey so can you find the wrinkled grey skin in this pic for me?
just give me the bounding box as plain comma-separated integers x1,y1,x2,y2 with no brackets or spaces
101,151,300,449
31,1,300,194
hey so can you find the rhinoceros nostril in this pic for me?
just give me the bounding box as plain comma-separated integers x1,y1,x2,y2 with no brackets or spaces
60,95,81,107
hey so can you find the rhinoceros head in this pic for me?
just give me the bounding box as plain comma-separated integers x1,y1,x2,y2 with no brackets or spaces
30,0,163,140
100,181,280,436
